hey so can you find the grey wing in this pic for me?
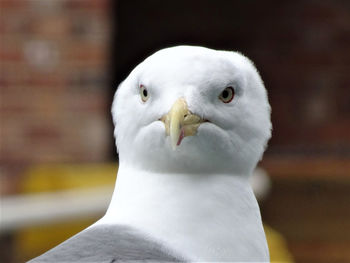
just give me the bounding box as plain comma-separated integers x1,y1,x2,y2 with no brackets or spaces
28,225,183,262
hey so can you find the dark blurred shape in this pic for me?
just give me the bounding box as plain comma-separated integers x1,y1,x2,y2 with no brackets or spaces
112,0,350,157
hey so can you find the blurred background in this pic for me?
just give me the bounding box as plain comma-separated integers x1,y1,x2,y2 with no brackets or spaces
1,0,349,262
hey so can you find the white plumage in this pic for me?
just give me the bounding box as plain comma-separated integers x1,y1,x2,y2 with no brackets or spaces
31,45,272,262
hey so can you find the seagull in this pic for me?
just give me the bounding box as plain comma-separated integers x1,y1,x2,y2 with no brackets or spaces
30,45,272,262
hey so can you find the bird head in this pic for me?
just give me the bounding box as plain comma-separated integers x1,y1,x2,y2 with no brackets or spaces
112,46,271,175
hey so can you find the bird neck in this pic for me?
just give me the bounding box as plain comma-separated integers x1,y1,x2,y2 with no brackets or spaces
99,163,269,261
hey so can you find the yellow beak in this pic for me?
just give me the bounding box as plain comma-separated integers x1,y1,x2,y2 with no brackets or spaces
160,98,204,150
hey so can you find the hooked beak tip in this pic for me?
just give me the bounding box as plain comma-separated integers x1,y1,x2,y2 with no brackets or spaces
160,97,205,150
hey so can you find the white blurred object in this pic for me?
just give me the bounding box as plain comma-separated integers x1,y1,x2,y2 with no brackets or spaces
251,167,272,201
0,186,113,232
24,40,59,72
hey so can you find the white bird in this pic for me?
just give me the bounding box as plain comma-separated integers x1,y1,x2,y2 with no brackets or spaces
30,45,272,262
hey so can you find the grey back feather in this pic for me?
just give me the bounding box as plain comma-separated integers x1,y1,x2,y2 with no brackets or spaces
29,225,183,262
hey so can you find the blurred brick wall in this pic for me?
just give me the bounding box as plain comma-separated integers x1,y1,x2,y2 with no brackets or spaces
0,0,112,194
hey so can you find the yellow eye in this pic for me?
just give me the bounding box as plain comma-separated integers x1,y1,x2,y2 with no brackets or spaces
219,87,235,103
140,84,149,102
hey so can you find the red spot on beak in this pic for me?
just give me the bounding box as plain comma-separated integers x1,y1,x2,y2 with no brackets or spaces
176,127,185,146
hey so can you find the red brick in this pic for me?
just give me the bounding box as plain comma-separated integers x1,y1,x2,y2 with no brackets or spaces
0,0,28,9
0,48,22,61
64,43,108,61
64,0,110,11
29,15,70,38
25,125,63,143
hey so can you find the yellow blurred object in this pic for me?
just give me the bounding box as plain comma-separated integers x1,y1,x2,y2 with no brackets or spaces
264,224,294,262
15,163,118,262
16,218,100,261
21,163,118,193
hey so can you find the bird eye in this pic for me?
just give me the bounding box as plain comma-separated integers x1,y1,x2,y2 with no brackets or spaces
140,84,149,102
219,87,235,103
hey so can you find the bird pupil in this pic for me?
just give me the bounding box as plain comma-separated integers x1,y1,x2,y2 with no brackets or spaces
222,90,229,98
143,89,148,97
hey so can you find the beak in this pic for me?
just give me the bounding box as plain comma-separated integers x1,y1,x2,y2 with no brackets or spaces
160,98,204,150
